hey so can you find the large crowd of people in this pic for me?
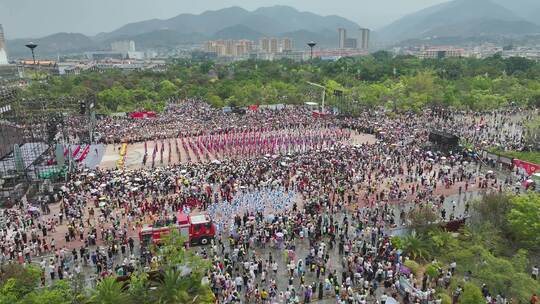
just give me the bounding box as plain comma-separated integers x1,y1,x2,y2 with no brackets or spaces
0,100,536,303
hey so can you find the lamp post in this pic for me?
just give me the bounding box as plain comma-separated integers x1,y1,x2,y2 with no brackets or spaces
25,42,38,65
307,81,326,113
307,41,316,61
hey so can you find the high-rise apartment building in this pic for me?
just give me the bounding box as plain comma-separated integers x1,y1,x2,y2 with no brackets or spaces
338,28,347,49
344,38,357,49
225,40,235,56
260,38,270,53
258,37,293,54
270,38,279,53
206,39,255,57
359,28,370,50
0,24,8,65
282,38,293,52
111,40,136,53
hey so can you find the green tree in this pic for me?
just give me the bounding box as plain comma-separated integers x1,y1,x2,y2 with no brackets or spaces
470,193,512,231
156,269,187,304
158,80,178,100
401,231,430,260
507,192,540,249
90,277,129,304
0,264,41,300
20,280,73,304
127,272,150,304
460,283,484,304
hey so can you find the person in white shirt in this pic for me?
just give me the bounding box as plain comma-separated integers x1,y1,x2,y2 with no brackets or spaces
235,275,243,292
532,265,539,280
381,293,387,304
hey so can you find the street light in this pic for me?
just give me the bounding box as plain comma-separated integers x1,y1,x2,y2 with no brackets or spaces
25,42,38,65
307,81,326,113
307,41,316,61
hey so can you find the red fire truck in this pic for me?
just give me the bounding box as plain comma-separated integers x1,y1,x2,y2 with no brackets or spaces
138,212,216,246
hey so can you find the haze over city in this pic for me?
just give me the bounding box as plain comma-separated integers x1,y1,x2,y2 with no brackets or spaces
0,0,448,38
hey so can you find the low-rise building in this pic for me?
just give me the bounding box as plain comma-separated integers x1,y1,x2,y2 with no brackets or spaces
418,47,464,59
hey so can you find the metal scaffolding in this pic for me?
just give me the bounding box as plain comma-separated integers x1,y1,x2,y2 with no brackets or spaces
0,91,91,206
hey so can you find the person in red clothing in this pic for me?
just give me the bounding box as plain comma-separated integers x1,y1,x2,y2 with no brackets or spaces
531,294,538,304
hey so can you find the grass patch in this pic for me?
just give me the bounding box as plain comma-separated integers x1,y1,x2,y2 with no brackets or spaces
488,148,540,164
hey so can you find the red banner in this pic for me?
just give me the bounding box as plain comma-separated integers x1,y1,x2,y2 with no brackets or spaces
513,159,540,176
129,111,157,119
312,111,329,118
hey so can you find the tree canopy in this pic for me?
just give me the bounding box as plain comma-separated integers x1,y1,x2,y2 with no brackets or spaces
14,54,540,114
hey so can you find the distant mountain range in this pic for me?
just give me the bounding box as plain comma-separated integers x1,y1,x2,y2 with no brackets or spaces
378,0,540,43
6,6,361,58
6,0,540,58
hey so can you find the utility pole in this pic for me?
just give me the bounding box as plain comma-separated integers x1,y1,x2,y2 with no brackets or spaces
88,98,95,144
307,81,326,113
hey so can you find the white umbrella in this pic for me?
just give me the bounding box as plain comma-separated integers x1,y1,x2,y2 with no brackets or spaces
487,170,494,174
88,173,95,178
211,160,221,165
440,156,447,160
385,297,399,304
28,206,39,212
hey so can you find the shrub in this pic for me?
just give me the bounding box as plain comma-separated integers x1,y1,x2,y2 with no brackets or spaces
460,283,484,304
390,236,403,249
403,259,421,276
425,264,439,279
435,293,452,304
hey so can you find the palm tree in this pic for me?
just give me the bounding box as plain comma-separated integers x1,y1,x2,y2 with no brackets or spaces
155,269,188,304
128,272,150,304
402,231,430,260
90,277,129,304
155,269,215,304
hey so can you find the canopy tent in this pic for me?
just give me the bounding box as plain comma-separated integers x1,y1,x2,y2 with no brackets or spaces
513,159,540,176
129,111,157,119
312,111,329,118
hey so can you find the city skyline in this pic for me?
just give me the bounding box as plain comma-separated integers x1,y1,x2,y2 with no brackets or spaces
0,0,448,39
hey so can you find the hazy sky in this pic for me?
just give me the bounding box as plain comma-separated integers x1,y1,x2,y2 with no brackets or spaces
0,0,448,39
